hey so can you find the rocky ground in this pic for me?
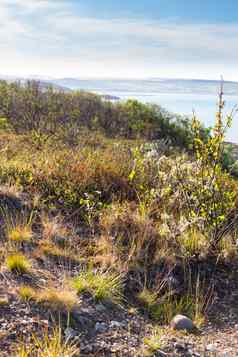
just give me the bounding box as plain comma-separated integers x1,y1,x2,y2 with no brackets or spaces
0,264,237,356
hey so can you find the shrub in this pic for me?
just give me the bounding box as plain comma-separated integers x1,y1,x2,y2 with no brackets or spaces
0,140,135,211
99,201,165,270
0,80,204,146
181,84,237,244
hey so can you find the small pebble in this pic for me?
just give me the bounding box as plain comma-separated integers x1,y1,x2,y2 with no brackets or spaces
95,322,108,333
206,344,216,352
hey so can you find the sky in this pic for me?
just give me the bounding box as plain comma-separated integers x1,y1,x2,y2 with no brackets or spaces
1,0,238,79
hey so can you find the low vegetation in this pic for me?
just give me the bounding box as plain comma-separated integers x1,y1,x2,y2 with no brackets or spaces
15,328,79,357
73,269,124,304
19,285,78,313
0,80,209,148
0,80,237,354
6,253,32,274
143,329,163,356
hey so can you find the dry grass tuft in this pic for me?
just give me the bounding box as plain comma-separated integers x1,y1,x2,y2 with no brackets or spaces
41,215,68,242
36,240,80,265
143,328,163,356
19,284,78,313
18,285,36,301
8,225,33,243
99,201,162,270
177,229,209,258
37,287,78,312
15,328,79,357
6,254,32,274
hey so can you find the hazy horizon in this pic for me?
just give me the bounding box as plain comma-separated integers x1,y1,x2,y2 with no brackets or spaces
2,74,238,83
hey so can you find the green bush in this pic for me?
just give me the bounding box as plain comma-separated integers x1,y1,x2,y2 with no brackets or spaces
0,80,207,148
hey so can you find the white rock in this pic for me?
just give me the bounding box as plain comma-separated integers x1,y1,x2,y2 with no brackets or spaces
206,344,216,352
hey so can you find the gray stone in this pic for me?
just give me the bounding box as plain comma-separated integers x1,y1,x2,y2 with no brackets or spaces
165,276,180,289
110,320,123,329
95,304,107,312
71,308,95,330
64,327,78,341
157,350,168,356
95,322,108,333
52,235,67,247
80,307,94,314
171,315,195,332
174,342,186,351
81,344,93,353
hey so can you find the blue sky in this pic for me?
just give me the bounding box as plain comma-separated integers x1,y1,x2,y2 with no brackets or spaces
1,0,238,79
74,1,237,23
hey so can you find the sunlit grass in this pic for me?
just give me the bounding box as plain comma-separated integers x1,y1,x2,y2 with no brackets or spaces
8,225,33,243
19,285,78,313
6,254,31,274
137,272,214,326
19,285,36,301
15,328,79,357
178,229,209,257
143,329,163,357
73,269,124,304
37,287,78,312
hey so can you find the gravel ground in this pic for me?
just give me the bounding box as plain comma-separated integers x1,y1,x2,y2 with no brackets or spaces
0,265,238,356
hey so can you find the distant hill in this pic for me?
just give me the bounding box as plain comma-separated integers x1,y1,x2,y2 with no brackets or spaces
2,75,238,96
2,75,238,99
39,80,72,92
50,77,238,96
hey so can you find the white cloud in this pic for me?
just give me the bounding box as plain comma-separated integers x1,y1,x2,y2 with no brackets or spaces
0,1,237,79
0,0,60,11
0,2,28,42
